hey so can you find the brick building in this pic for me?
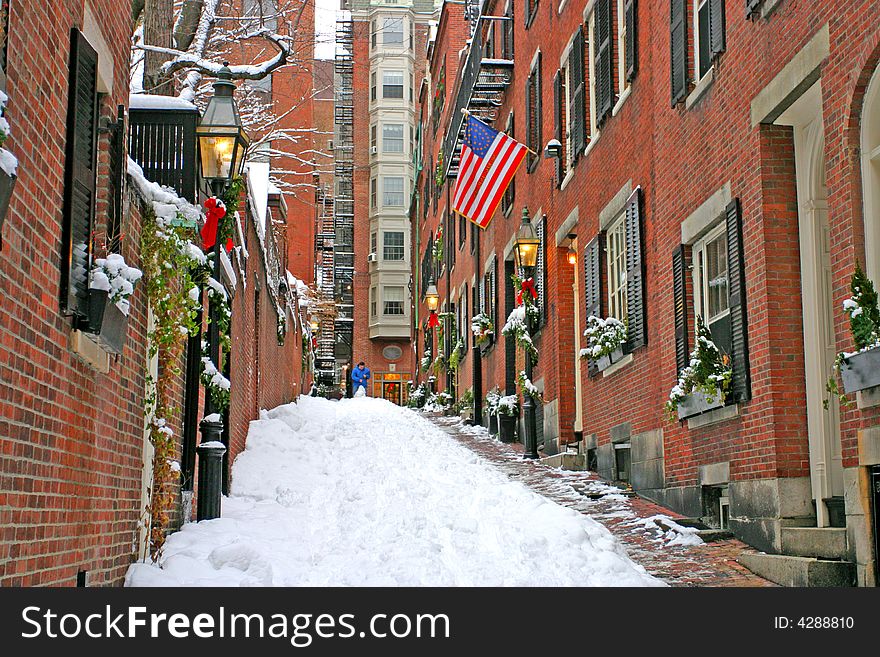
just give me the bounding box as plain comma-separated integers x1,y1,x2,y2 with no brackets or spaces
0,0,310,585
416,0,880,585
343,0,438,402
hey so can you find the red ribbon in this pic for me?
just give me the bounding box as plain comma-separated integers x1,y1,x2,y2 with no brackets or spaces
516,277,538,306
201,197,227,250
427,311,440,329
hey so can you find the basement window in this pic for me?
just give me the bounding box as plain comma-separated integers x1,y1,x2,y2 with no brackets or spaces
614,442,631,482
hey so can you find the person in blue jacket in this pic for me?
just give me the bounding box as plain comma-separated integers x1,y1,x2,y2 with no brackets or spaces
351,361,371,396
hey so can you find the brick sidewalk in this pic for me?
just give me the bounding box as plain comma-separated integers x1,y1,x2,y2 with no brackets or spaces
431,415,774,587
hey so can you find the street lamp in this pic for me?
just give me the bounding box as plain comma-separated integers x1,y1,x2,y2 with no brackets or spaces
513,208,540,460
195,63,249,521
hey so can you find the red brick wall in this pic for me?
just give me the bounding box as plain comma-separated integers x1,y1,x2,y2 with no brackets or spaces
0,0,149,586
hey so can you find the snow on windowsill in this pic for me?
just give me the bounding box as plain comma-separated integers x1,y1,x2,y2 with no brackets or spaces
612,85,633,117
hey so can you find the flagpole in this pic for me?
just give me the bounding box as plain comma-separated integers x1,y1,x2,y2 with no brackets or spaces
460,108,540,158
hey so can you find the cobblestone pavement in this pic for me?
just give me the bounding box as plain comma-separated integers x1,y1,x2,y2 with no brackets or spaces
430,415,774,587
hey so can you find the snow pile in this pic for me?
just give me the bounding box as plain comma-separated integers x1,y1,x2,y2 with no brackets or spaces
0,90,18,177
126,397,662,587
626,515,704,548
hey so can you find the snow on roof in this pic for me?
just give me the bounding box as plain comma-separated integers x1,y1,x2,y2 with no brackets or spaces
245,161,271,240
129,94,198,111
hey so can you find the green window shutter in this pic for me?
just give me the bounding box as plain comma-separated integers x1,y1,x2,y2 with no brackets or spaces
709,0,726,58
595,0,614,124
569,26,587,159
672,244,690,374
625,0,638,82
725,198,751,402
536,215,547,327
553,69,563,184
61,29,99,319
624,188,647,352
583,234,605,377
670,0,688,106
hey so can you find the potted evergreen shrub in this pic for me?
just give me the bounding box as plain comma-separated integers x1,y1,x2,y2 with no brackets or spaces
457,387,474,422
86,254,143,354
496,394,519,442
831,263,880,395
581,315,628,372
0,90,18,237
666,316,732,421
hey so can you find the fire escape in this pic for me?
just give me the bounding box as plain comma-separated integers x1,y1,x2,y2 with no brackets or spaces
443,8,513,178
332,16,356,377
313,181,337,384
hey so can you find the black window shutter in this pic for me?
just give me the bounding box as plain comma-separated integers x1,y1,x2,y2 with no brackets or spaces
709,0,726,57
725,198,751,402
524,0,531,28
625,0,638,82
491,257,497,331
596,0,613,124
672,244,690,374
570,26,586,159
61,29,100,318
583,234,605,376
553,69,563,184
624,188,647,352
670,0,688,106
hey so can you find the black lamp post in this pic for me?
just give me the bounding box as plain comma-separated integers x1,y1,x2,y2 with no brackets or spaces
512,207,541,460
195,64,249,521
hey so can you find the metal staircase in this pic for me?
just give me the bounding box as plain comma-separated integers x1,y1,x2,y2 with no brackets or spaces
313,183,337,383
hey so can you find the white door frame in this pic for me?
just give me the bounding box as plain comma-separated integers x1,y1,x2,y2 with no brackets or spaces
572,237,584,433
777,81,844,526
862,66,880,283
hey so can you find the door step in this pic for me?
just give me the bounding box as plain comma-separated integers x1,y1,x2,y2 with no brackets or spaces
737,553,855,587
780,527,848,559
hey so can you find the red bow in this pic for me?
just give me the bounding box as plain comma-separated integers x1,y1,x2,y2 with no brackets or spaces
516,277,538,306
427,312,440,329
201,197,227,250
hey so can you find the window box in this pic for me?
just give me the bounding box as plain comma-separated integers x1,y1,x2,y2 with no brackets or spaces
596,347,624,372
676,390,725,421
499,414,517,442
839,346,880,394
0,163,15,235
84,288,129,355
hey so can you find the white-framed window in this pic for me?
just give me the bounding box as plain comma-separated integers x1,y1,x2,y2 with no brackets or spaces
605,213,628,322
383,231,405,261
561,57,573,171
693,0,725,83
370,286,377,317
370,178,377,209
383,17,404,45
370,124,377,151
370,71,377,101
695,0,712,81
370,231,377,255
383,123,404,153
383,70,404,98
693,223,732,355
383,176,404,206
371,19,377,49
383,286,405,315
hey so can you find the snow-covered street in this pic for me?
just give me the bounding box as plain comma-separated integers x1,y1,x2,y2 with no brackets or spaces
126,397,662,587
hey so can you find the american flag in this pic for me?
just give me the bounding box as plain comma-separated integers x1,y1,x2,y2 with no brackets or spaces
452,114,527,229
